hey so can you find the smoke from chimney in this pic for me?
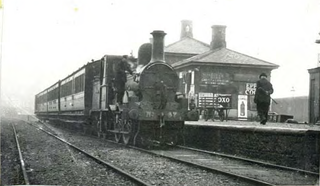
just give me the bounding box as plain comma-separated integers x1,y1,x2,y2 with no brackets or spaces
210,25,226,50
150,30,166,63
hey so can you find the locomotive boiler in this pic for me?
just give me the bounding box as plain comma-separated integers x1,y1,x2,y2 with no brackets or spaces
35,30,187,146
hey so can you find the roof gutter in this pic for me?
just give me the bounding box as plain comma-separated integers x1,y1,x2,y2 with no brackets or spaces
173,61,279,70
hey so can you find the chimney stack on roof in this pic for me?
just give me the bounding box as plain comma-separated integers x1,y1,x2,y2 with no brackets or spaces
180,20,193,39
210,25,227,50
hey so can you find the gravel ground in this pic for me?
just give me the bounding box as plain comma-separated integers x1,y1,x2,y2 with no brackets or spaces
1,117,24,185
4,119,137,186
39,121,257,186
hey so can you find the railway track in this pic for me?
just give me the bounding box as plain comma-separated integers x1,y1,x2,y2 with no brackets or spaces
29,120,319,185
128,145,319,186
97,136,317,185
178,145,319,176
33,121,260,185
11,123,30,185
25,122,151,186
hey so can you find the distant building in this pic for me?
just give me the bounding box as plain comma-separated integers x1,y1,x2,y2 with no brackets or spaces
165,20,279,120
271,96,308,123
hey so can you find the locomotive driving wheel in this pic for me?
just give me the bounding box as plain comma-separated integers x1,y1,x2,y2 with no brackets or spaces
122,119,133,145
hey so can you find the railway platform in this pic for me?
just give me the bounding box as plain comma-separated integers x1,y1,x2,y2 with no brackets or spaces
185,119,320,133
183,119,320,173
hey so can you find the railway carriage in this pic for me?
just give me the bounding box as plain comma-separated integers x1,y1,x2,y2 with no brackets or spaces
35,30,187,146
47,83,59,113
35,90,48,114
35,61,101,121
58,62,100,117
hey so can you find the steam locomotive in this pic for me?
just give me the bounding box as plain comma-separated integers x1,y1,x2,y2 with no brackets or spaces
35,30,188,146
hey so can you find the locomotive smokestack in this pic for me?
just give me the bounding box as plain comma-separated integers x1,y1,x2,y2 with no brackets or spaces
150,30,166,63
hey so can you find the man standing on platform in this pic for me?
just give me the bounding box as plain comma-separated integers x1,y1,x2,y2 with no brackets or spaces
254,73,274,125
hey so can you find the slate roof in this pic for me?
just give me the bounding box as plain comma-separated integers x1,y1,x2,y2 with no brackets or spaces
172,47,279,69
165,37,210,55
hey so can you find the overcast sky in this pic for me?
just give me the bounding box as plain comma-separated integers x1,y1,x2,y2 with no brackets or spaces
1,0,320,108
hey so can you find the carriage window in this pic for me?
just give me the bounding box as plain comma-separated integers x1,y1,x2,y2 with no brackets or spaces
75,74,85,93
61,81,73,97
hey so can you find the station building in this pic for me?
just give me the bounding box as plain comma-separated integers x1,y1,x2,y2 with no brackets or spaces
308,67,320,123
307,33,320,124
165,20,279,120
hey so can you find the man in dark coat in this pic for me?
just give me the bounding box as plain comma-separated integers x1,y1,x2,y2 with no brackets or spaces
254,73,274,125
115,55,133,104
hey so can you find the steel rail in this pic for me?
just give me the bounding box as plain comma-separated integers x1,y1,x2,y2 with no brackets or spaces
12,123,30,185
101,138,275,185
177,145,319,176
27,122,151,186
98,135,277,185
129,145,276,186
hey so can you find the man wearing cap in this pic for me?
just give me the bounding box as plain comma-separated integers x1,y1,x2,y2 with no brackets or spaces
254,73,274,125
115,55,133,104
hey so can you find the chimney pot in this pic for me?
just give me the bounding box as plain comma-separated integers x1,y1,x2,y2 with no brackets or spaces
210,25,227,50
180,20,193,39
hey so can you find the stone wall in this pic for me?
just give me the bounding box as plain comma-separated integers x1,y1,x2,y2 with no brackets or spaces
184,125,319,172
